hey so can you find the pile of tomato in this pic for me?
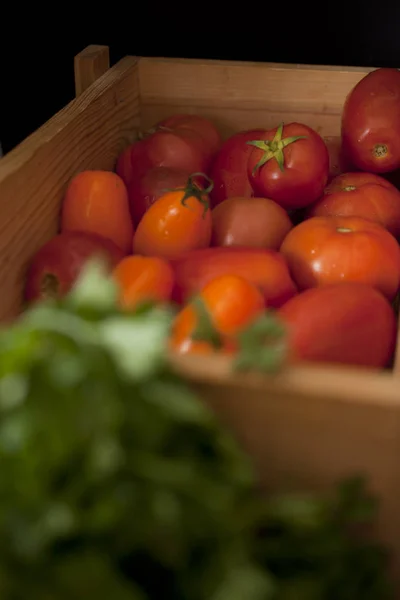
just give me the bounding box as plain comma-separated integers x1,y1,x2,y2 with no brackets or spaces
25,67,400,371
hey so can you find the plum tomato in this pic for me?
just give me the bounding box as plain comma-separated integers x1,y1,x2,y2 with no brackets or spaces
156,114,222,158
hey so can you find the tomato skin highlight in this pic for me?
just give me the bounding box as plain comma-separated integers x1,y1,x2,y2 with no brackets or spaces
209,129,264,207
307,171,400,238
277,282,397,369
170,246,297,308
280,215,400,301
247,122,330,210
132,175,212,260
170,274,265,355
341,68,400,173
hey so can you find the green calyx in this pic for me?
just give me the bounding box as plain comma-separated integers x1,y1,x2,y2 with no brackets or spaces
247,122,307,175
191,296,223,349
163,172,214,218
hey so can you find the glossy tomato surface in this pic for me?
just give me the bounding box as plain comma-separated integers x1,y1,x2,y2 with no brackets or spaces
113,255,174,309
280,215,400,300
211,196,293,250
307,171,400,238
277,282,396,368
170,246,297,307
209,129,264,206
170,274,265,355
127,166,194,226
247,122,330,210
132,178,212,259
341,68,400,173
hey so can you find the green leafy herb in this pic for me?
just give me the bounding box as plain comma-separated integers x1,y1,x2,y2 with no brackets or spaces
0,261,394,598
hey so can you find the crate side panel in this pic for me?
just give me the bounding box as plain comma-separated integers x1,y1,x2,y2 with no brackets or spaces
0,57,140,322
138,58,372,138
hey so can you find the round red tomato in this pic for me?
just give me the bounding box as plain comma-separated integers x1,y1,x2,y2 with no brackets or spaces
277,282,396,368
280,215,400,300
209,129,264,207
307,171,400,238
156,114,222,158
127,166,205,225
341,68,400,173
247,122,330,210
323,135,348,181
132,174,212,259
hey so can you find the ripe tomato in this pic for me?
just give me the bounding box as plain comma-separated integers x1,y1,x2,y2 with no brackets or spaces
170,246,297,307
209,129,264,207
280,215,400,301
127,166,205,226
211,196,293,250
61,170,134,254
323,135,348,181
25,231,124,302
307,172,400,238
341,68,400,173
277,282,396,369
247,122,330,210
156,114,222,158
170,274,265,355
112,255,174,309
132,173,212,259
136,128,211,176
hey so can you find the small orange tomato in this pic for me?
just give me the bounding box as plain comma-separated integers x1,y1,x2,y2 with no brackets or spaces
61,170,134,254
170,273,265,354
132,173,212,259
112,255,174,309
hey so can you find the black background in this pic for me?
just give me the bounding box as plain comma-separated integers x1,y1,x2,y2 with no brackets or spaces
2,3,400,154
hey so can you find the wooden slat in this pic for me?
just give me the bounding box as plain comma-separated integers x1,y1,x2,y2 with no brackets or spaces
74,44,110,96
169,351,400,580
0,56,140,322
138,57,374,116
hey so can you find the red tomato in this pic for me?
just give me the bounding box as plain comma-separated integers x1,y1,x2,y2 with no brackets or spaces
247,122,329,210
113,255,174,309
127,166,198,226
280,215,400,301
25,231,124,302
115,142,146,187
156,114,222,158
170,274,265,355
341,68,400,173
170,246,297,308
209,129,264,207
307,171,400,238
323,135,349,181
277,282,396,369
132,174,212,259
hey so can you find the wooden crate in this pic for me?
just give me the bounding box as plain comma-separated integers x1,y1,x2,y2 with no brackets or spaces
1,44,400,579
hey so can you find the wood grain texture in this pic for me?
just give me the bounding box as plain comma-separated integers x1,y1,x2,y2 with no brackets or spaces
74,45,110,96
0,55,140,322
138,57,374,138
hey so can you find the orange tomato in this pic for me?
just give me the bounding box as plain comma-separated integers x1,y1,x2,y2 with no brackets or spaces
280,215,400,301
113,255,174,309
61,170,134,255
133,173,212,259
170,273,265,355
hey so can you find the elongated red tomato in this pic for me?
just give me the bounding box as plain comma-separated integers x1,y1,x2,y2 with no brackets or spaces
209,129,264,206
170,246,297,307
247,122,329,210
341,68,400,173
277,282,396,369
